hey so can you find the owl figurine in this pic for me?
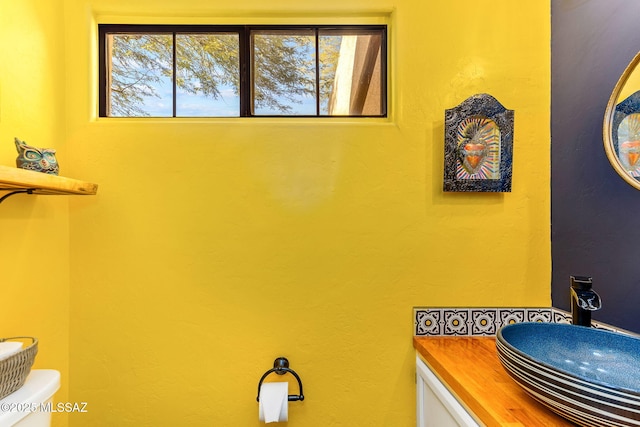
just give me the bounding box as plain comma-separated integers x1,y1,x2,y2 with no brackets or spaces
14,137,59,175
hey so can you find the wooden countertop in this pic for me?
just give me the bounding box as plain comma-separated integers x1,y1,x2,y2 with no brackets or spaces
414,336,575,427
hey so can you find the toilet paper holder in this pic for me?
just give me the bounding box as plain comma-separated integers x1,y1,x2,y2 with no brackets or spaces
256,357,305,402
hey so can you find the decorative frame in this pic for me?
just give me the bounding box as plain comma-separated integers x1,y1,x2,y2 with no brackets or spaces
603,51,640,190
443,93,514,192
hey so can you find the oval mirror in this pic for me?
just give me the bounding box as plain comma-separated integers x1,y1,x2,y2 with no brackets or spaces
604,51,640,189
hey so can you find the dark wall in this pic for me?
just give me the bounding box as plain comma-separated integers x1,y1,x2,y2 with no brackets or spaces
552,0,640,333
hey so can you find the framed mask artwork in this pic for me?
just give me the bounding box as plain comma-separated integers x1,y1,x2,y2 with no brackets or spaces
443,93,514,192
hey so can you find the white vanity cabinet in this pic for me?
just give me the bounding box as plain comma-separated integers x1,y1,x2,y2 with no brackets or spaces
415,355,480,427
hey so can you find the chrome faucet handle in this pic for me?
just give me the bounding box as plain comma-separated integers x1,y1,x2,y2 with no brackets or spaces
570,275,600,327
576,297,590,310
585,293,602,311
572,288,602,311
571,275,593,289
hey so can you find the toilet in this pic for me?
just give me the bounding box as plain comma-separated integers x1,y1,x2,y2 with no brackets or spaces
0,370,60,426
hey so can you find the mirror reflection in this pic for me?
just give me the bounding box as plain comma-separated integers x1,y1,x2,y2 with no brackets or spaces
612,90,640,177
603,51,640,189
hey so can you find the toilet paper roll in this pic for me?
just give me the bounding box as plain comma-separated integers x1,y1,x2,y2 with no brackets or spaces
258,382,288,423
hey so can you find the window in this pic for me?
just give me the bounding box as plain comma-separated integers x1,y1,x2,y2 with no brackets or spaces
98,24,387,118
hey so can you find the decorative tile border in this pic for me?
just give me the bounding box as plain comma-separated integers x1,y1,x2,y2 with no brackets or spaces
413,307,631,337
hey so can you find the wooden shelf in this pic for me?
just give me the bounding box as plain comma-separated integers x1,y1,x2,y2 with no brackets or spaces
0,165,98,197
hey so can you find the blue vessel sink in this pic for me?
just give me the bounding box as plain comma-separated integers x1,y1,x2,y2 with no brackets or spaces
496,322,640,427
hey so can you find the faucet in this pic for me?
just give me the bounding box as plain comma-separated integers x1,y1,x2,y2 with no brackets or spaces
570,275,601,327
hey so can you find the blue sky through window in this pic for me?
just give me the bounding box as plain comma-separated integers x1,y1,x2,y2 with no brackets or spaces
104,25,386,117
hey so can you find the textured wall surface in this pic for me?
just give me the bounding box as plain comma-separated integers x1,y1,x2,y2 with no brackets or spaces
3,0,551,426
0,2,70,426
551,0,640,333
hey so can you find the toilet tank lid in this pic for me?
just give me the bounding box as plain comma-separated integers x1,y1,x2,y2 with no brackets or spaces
0,370,61,424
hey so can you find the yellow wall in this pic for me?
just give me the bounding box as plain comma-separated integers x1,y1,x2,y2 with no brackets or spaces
0,1,70,426
4,0,550,425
